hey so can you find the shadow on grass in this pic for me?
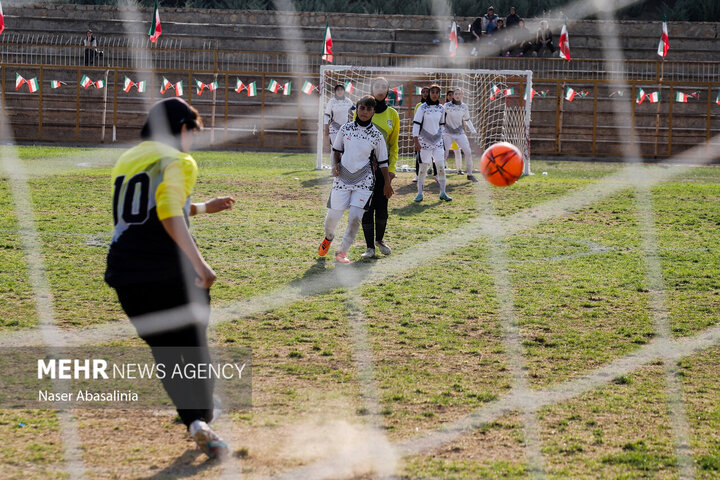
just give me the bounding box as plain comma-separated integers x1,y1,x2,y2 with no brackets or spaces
392,199,443,217
138,448,216,479
290,256,374,297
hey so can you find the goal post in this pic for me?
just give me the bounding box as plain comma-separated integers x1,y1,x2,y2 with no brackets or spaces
316,66,533,176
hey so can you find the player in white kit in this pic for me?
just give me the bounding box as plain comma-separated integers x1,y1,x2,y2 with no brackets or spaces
318,95,394,263
412,84,451,202
323,84,354,146
443,88,479,182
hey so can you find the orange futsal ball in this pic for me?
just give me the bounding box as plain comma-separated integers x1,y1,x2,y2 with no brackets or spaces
480,142,524,187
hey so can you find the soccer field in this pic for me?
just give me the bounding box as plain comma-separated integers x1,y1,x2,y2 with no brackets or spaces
1,146,719,479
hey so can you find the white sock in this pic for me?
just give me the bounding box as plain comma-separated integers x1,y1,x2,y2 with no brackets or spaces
417,168,427,194
437,166,447,194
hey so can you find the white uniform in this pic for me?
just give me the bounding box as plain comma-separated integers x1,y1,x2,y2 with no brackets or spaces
324,97,354,144
329,121,389,210
443,101,477,173
412,102,445,167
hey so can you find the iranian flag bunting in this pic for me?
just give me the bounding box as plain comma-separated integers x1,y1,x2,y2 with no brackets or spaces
95,79,105,89
609,90,625,97
658,17,669,58
392,85,403,101
246,82,257,97
283,81,291,96
716,90,720,105
195,79,206,95
559,19,571,60
50,80,65,89
415,86,423,95
148,0,161,43
136,81,146,93
267,79,280,93
160,77,172,94
27,78,39,93
322,23,333,62
647,91,660,103
490,84,500,100
449,17,458,57
174,81,183,97
235,79,245,93
124,76,134,92
503,88,515,96
301,81,316,95
15,73,26,90
565,86,577,101
688,91,700,98
344,81,354,94
208,81,218,91
636,88,646,104
675,92,688,103
0,1,6,36
80,75,93,89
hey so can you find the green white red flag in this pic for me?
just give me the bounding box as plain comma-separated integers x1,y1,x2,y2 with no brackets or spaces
235,79,246,93
658,17,669,58
148,0,161,43
95,79,105,89
322,23,333,62
503,88,515,96
136,81,146,93
636,88,646,104
559,19,570,60
490,84,500,100
267,79,281,93
27,78,39,93
392,85,403,101
716,90,720,105
80,75,93,89
565,86,577,101
195,79,206,95
0,1,6,36
174,81,183,97
344,81,354,94
124,76,134,92
414,86,423,95
283,81,291,96
246,82,257,97
647,91,660,103
449,18,458,58
208,81,218,91
675,92,688,103
50,80,65,89
160,77,172,94
15,73,26,90
301,81,316,95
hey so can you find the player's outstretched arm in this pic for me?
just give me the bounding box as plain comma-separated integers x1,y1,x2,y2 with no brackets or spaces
161,216,217,288
191,196,236,215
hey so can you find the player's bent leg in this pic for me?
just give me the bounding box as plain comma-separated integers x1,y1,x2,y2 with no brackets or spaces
456,135,478,182
321,208,344,256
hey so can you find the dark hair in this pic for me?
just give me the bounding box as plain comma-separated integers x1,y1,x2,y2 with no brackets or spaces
140,98,203,143
429,84,441,92
356,95,377,110
421,87,429,93
334,84,345,92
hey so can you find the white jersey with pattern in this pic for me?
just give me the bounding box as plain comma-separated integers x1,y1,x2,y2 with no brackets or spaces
443,101,477,135
324,97,354,133
331,121,389,192
412,103,445,149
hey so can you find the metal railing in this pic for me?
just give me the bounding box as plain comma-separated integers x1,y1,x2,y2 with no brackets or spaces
2,35,720,83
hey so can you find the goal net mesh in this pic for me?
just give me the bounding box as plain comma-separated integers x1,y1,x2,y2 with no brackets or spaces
317,66,532,174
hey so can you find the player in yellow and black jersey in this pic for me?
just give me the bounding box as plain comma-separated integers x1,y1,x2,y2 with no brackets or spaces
105,98,235,460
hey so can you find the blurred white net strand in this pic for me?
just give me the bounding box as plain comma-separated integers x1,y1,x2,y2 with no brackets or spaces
1,0,719,477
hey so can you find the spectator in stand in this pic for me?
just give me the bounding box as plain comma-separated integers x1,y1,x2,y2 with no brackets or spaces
495,19,514,55
83,29,97,66
512,19,534,57
470,15,484,56
482,6,499,35
535,20,556,56
505,7,521,29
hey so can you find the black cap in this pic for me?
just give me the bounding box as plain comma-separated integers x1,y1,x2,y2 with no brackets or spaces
140,98,201,140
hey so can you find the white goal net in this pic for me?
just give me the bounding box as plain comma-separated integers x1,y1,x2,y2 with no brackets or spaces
316,66,533,175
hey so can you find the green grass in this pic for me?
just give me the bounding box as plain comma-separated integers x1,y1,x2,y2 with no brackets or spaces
0,147,719,478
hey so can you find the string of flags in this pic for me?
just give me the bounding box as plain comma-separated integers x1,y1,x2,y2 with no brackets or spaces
195,79,218,96
15,73,38,93
123,77,146,93
160,77,183,96
81,75,105,89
